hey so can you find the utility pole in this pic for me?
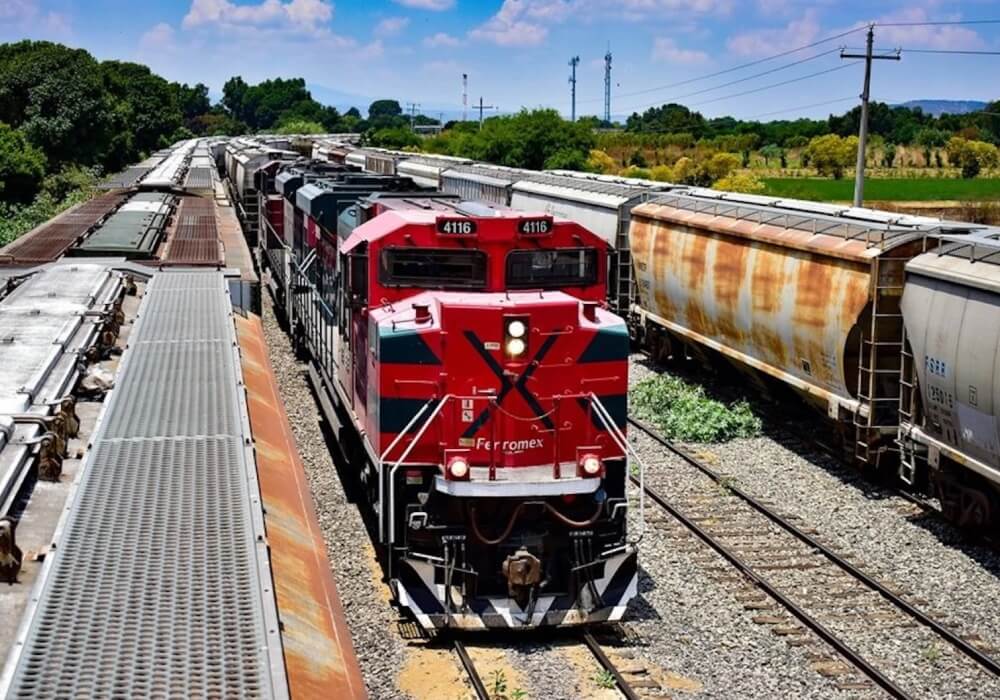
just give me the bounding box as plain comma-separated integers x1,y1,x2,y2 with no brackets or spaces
568,55,580,121
841,25,899,206
603,47,613,125
406,102,420,131
477,97,496,130
462,73,468,122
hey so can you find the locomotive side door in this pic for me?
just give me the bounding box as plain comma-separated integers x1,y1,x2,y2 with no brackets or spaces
337,249,368,415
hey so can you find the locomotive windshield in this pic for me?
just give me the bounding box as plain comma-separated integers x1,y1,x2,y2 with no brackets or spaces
506,248,598,289
380,247,487,288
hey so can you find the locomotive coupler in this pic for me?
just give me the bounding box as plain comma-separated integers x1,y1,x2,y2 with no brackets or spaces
501,547,542,608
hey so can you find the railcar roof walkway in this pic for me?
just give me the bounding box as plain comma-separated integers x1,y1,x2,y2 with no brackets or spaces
0,270,288,700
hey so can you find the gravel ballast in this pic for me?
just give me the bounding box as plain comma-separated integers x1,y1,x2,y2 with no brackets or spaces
629,355,1000,698
262,298,414,699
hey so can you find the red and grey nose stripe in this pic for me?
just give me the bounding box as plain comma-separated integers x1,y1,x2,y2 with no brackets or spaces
461,330,558,438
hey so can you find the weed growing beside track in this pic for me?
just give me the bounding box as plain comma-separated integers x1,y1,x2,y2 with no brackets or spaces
629,373,762,443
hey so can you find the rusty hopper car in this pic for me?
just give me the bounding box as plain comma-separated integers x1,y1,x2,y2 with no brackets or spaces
629,191,950,468
899,230,1000,529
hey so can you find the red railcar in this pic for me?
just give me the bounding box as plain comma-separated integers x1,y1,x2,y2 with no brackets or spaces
299,200,640,629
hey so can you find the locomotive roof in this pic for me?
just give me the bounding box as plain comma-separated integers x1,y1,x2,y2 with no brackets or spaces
341,206,588,254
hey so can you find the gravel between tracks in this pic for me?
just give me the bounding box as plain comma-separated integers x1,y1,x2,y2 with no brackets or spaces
262,297,409,700
630,355,1000,699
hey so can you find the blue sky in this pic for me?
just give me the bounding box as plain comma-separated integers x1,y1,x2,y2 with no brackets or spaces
2,0,999,120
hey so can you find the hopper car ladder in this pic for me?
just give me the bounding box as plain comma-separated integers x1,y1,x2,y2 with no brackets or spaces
853,256,907,468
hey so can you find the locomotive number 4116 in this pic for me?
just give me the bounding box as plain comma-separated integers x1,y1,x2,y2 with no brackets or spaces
517,217,553,235
436,218,477,235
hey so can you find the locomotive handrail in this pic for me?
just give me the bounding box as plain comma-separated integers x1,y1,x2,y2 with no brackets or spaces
588,393,646,546
383,395,450,544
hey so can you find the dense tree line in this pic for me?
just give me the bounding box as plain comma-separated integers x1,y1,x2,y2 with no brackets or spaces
421,109,595,170
625,100,1000,148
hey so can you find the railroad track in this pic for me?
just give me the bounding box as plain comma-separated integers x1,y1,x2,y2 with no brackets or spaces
452,632,643,699
628,416,1000,699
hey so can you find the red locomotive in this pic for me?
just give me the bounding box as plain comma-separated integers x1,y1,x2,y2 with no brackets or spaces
311,198,639,629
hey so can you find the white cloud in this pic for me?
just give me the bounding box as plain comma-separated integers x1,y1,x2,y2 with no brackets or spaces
423,32,462,48
183,0,332,32
0,0,71,36
375,16,409,36
392,0,454,10
726,9,820,56
467,0,729,47
423,59,462,74
140,22,176,50
651,37,708,64
468,0,549,47
873,8,984,51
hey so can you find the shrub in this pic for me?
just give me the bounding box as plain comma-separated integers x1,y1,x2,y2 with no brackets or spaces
649,165,675,182
946,137,999,179
630,374,762,443
805,134,858,179
712,172,765,194
620,165,651,179
585,149,617,174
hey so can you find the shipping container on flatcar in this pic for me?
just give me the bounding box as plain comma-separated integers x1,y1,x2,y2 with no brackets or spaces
899,229,1000,529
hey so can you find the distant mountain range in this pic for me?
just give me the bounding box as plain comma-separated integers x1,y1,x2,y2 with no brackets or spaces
894,100,988,116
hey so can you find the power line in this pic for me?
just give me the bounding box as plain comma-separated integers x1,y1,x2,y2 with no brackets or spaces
624,47,842,108
747,96,858,120
577,24,867,104
689,62,862,109
877,18,1000,27
903,48,1000,55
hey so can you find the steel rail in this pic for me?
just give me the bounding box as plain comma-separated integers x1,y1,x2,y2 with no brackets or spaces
453,640,490,700
627,467,911,698
581,632,642,700
629,416,1000,679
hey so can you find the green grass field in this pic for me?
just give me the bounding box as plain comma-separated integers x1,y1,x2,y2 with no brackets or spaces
761,178,1000,202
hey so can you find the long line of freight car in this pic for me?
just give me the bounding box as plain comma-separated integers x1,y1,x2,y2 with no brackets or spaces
226,135,1000,533
0,138,367,699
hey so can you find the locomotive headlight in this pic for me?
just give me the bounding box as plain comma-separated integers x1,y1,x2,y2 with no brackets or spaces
507,320,526,339
503,316,530,360
447,456,470,480
506,337,526,357
580,454,602,477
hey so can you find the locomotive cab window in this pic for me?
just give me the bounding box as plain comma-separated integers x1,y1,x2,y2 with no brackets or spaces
380,247,487,289
506,248,598,289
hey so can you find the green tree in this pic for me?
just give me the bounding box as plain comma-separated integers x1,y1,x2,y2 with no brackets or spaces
100,60,183,170
273,120,326,135
916,128,949,167
222,76,249,119
368,99,403,119
0,122,46,203
175,82,210,120
345,106,362,118
947,136,999,178
0,41,114,167
805,134,858,179
760,144,783,167
544,147,588,170
366,126,420,149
